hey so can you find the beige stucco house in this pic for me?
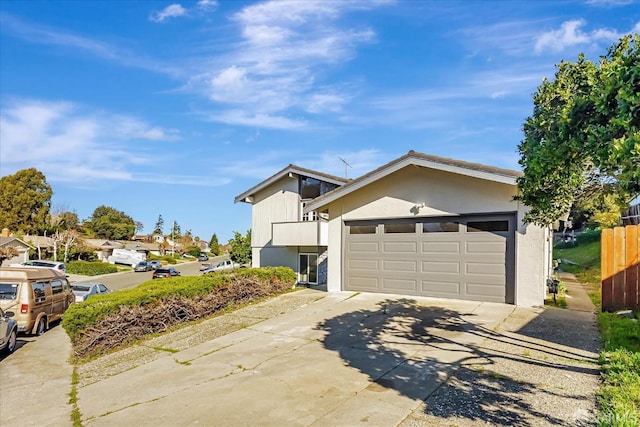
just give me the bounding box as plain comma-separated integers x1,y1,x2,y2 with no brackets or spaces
0,230,33,266
236,150,552,307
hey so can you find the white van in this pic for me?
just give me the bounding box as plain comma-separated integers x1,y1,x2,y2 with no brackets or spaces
0,267,75,335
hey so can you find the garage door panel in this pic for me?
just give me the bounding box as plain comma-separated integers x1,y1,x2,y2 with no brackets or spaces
466,262,504,275
382,241,418,253
383,260,418,272
421,241,460,254
347,276,379,291
466,241,505,254
420,280,461,295
421,261,460,274
465,273,505,285
466,283,505,299
349,242,380,253
382,278,417,292
348,259,379,271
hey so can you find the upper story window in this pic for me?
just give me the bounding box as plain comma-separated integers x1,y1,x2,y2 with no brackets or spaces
300,176,321,199
299,176,340,199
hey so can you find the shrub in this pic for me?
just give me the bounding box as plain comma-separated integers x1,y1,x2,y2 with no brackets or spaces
160,255,178,265
62,267,296,358
66,261,118,276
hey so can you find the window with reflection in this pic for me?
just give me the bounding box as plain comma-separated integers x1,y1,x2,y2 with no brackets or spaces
349,225,377,234
384,223,416,234
467,221,509,232
422,222,460,232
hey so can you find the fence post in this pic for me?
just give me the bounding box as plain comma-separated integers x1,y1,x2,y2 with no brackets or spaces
612,227,627,311
601,228,614,311
625,225,639,310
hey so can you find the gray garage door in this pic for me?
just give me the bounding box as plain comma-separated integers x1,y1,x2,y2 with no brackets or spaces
344,214,515,303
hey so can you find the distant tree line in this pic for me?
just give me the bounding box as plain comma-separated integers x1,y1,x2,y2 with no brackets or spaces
0,168,240,261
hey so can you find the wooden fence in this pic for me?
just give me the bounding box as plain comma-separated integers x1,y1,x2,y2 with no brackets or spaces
601,225,640,312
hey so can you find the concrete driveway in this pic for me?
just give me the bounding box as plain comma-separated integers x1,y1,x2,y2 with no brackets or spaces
1,287,600,426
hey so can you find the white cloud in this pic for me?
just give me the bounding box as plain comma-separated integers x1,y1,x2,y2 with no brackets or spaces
0,99,181,183
149,4,188,23
197,0,218,11
534,19,627,53
209,110,307,130
305,93,349,114
191,0,384,127
586,0,636,6
0,13,181,76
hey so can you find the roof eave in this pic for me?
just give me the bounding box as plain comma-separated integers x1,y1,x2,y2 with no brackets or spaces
234,164,349,204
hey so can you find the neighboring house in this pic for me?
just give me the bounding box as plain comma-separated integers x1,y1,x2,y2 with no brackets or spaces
0,229,34,265
84,239,124,262
236,150,552,307
22,234,55,258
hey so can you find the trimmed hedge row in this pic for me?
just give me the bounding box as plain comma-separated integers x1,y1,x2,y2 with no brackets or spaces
66,261,119,276
61,267,296,356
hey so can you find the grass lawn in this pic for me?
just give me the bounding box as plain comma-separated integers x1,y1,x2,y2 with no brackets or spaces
553,232,640,426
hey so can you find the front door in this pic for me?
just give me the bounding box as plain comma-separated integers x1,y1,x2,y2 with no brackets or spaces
299,253,318,285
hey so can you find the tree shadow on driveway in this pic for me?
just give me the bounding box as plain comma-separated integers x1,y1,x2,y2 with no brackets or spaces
316,298,599,426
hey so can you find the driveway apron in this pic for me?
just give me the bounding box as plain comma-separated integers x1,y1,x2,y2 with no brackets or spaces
71,286,600,427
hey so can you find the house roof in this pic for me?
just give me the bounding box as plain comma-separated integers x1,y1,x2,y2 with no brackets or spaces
305,150,522,213
0,236,34,250
21,235,54,248
235,164,350,204
84,239,123,249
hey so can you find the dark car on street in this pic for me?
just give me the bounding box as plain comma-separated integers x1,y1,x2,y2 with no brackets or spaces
152,267,181,279
134,261,152,272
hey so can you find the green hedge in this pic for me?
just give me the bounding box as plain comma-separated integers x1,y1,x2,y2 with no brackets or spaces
66,261,118,276
61,267,296,342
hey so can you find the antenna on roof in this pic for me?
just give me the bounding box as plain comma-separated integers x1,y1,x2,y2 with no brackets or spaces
338,157,352,178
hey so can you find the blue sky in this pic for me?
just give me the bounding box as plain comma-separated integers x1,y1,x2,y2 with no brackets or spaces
1,0,638,243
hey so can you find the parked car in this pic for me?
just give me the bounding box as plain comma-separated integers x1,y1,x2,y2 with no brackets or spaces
0,267,75,335
202,259,241,274
152,267,181,279
134,261,152,272
0,307,18,354
198,254,209,261
12,260,66,272
71,282,111,302
148,260,162,270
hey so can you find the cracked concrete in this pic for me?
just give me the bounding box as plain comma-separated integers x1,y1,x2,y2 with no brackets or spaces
0,278,600,427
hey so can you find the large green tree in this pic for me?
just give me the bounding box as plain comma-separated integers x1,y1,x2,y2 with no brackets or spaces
517,34,640,226
86,205,136,240
229,230,251,266
209,233,220,256
0,168,52,234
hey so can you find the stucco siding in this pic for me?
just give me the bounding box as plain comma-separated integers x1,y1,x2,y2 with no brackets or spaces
256,246,298,271
514,212,550,306
340,167,516,220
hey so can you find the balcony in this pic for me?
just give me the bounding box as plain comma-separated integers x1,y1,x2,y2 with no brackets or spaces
272,220,328,247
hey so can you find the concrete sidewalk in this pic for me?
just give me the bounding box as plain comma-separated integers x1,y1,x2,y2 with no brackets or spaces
0,277,601,426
